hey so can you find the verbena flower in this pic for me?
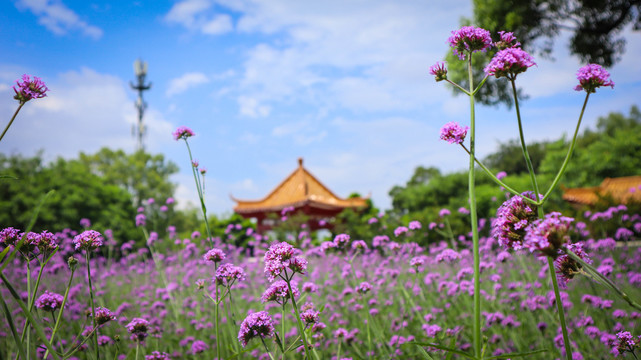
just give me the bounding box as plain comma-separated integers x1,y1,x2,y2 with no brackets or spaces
135,213,146,227
264,242,305,282
214,263,246,287
356,282,372,295
300,308,320,324
260,280,299,303
524,212,574,257
73,230,103,251
37,230,58,255
484,47,536,79
612,331,640,356
429,61,448,81
145,351,171,360
203,248,226,263
574,64,614,93
448,26,493,60
35,290,64,311
172,126,195,141
13,74,49,103
492,192,540,250
191,340,209,354
351,240,368,251
0,227,21,246
126,317,150,342
94,307,116,325
495,31,521,50
333,233,351,248
238,311,275,347
440,122,468,144
554,242,591,286
435,248,461,263
409,220,422,230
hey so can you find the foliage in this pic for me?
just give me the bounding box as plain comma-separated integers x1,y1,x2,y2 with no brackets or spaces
78,148,178,208
0,153,137,242
446,0,641,106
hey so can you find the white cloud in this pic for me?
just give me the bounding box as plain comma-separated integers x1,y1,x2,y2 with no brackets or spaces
15,0,103,39
237,95,270,117
0,67,173,160
166,72,210,97
165,0,233,35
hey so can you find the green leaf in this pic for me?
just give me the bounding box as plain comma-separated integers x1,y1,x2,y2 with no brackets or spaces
485,348,548,359
0,174,18,180
227,343,259,359
405,342,478,360
0,294,27,360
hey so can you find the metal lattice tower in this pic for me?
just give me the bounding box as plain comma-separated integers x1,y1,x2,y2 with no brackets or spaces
130,59,152,151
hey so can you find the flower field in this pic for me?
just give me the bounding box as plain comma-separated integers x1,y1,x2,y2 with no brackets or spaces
1,203,640,359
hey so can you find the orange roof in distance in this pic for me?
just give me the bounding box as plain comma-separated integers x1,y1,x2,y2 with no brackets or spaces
562,175,641,205
232,158,368,214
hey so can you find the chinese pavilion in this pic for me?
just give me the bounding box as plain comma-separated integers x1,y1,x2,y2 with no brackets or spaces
231,158,368,233
562,175,641,206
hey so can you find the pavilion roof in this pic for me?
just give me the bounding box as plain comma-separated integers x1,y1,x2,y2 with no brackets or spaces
562,175,641,205
232,158,368,214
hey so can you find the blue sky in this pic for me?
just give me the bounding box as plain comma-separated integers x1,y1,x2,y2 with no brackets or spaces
1,0,640,216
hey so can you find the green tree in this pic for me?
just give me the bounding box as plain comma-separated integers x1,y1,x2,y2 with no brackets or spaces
79,148,178,208
0,153,137,242
484,139,549,175
446,0,640,106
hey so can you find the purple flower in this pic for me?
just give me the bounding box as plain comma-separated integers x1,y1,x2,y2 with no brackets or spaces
94,307,116,325
409,220,422,230
524,212,574,257
261,280,299,303
495,31,521,49
492,192,540,250
554,242,591,286
73,230,103,252
484,47,536,79
440,122,468,145
300,308,320,324
574,64,614,93
435,248,461,263
357,281,372,295
429,61,448,81
172,126,195,141
203,248,226,263
423,324,442,337
394,226,408,237
135,213,146,227
37,230,58,254
0,227,21,246
35,290,64,311
302,282,319,293
448,26,493,60
439,208,451,217
410,256,425,268
333,233,351,248
126,318,150,341
80,218,91,228
351,240,368,250
190,340,209,354
238,311,275,347
214,263,246,287
13,74,49,103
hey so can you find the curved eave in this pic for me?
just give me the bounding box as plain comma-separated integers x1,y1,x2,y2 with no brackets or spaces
234,198,367,215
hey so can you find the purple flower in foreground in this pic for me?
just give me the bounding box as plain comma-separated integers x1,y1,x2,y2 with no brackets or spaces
35,290,64,311
429,61,448,81
73,230,103,252
13,74,49,103
440,122,468,145
172,126,195,141
524,212,574,257
126,318,150,342
574,64,614,93
215,263,246,287
492,192,540,251
612,331,640,356
300,308,320,325
37,230,58,254
203,248,226,263
554,242,591,286
238,311,275,347
448,26,493,60
495,31,521,49
264,242,297,282
484,47,536,79
0,227,21,246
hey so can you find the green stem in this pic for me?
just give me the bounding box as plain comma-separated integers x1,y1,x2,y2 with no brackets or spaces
445,80,471,95
0,293,27,360
0,102,25,143
44,265,76,360
284,272,311,359
183,139,214,245
17,259,47,353
510,79,541,202
281,302,286,360
261,337,277,360
214,263,221,360
135,342,140,360
539,93,590,204
548,257,573,360
466,52,482,359
85,252,100,360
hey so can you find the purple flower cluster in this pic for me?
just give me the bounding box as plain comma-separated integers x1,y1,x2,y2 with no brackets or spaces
356,281,372,295
260,280,299,303
13,74,49,103
524,212,574,257
35,290,64,311
172,126,195,141
492,192,540,250
73,230,103,252
145,351,171,360
429,61,448,82
264,242,306,282
554,242,592,286
0,227,21,246
300,308,320,325
495,31,520,49
448,26,493,60
203,248,226,263
440,122,468,145
574,64,614,93
214,263,246,287
94,306,116,325
484,47,536,79
238,311,275,347
126,317,151,342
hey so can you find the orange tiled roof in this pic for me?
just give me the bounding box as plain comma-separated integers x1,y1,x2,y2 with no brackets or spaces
232,158,368,213
562,176,641,205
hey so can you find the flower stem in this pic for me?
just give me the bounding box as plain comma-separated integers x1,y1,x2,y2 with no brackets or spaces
43,265,76,360
466,52,482,358
85,252,100,360
284,273,311,359
281,302,286,360
0,102,25,143
183,139,214,245
214,263,221,360
548,257,573,360
261,337,277,360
